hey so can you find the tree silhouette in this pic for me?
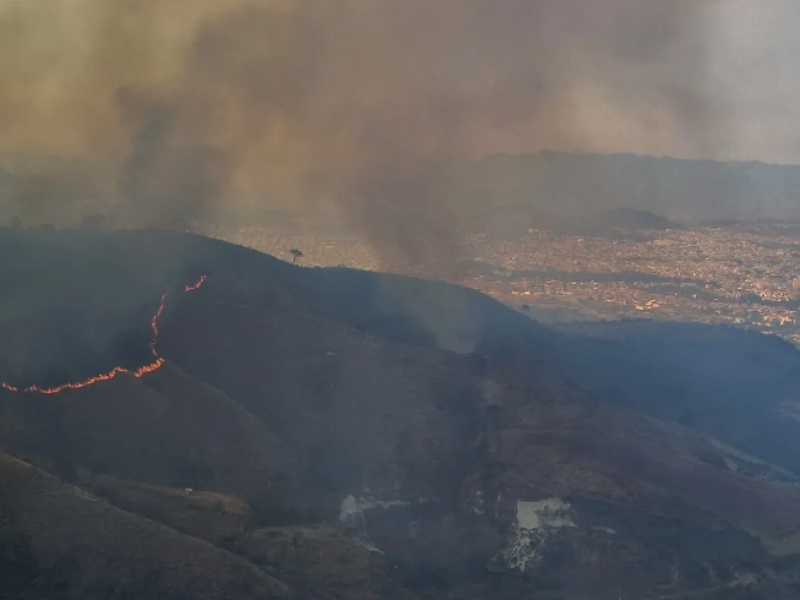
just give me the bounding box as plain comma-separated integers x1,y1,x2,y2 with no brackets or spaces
290,248,304,264
7,215,21,229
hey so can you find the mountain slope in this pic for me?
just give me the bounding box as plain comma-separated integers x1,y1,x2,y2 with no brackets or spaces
160,290,800,593
0,362,286,495
551,320,800,476
0,451,290,600
2,229,800,598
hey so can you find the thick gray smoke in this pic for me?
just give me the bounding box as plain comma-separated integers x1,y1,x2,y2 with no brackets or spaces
0,0,720,272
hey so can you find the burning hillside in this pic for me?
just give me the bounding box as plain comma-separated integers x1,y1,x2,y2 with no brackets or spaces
0,274,206,394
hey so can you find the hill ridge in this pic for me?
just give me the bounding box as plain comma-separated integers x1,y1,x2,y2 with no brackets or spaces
473,150,800,220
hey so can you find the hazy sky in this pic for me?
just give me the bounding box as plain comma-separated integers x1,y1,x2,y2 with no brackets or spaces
0,0,799,261
707,0,800,163
483,0,800,164
1,0,798,166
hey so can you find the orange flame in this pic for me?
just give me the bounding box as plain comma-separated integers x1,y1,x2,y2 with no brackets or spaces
185,274,206,292
1,275,206,395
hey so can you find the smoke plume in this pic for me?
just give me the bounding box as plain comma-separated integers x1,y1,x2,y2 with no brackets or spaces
0,0,720,270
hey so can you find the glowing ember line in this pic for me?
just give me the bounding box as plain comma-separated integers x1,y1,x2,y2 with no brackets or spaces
0,275,206,395
185,274,206,292
149,291,168,355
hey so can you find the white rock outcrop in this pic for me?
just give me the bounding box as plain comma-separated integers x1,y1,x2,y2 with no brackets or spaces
498,498,577,572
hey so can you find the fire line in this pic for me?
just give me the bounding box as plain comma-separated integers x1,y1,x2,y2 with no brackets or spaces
0,274,207,395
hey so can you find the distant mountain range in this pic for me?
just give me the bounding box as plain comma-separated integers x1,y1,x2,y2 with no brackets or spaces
5,151,800,227
468,151,800,221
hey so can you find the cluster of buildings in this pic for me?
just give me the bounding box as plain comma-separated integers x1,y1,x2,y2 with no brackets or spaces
219,223,800,347
464,227,800,344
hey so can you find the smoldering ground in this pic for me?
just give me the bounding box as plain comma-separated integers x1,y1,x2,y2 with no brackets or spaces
0,0,721,273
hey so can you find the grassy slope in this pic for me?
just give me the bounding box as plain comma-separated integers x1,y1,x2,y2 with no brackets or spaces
0,451,290,600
